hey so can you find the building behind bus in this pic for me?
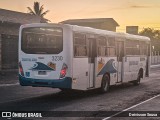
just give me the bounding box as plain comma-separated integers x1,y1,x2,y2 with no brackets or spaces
0,9,41,73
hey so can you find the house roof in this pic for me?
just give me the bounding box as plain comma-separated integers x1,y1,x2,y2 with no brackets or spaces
0,8,41,24
60,18,119,26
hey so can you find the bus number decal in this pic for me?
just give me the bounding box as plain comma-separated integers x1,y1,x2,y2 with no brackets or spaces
52,56,63,61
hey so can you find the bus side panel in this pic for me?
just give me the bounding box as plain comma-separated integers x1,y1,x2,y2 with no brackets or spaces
123,57,132,82
96,57,117,86
123,56,147,82
72,58,88,90
63,26,73,79
139,56,147,79
107,57,117,85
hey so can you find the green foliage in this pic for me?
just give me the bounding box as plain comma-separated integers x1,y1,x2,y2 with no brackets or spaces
139,28,160,40
27,1,50,22
139,28,160,52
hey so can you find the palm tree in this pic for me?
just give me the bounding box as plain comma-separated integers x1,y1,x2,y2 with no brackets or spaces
27,1,50,22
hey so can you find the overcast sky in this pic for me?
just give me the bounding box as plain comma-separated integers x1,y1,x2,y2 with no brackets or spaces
0,0,160,32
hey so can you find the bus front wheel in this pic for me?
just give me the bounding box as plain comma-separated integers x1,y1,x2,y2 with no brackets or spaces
101,74,110,93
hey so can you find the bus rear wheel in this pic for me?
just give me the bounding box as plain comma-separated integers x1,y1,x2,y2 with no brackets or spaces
101,74,110,93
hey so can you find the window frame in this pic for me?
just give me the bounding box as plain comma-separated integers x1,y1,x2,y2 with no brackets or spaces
97,36,107,57
125,39,140,56
107,36,116,57
73,32,88,58
139,41,148,55
21,27,63,54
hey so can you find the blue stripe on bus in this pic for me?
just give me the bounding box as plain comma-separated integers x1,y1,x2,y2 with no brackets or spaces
19,75,72,89
30,62,54,71
98,59,117,75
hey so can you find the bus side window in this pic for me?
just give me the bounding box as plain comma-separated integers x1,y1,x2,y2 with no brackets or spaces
107,37,116,56
125,40,140,55
98,36,107,56
140,42,148,55
74,33,87,57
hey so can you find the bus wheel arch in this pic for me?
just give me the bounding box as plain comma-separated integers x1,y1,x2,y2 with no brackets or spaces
100,73,110,93
134,68,143,85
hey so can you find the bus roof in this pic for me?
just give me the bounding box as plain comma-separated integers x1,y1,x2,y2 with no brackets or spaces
70,24,150,42
125,33,150,42
20,23,150,42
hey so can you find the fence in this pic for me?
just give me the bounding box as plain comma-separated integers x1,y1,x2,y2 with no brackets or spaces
151,51,160,65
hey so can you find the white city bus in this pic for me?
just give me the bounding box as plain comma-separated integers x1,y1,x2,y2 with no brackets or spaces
19,23,150,92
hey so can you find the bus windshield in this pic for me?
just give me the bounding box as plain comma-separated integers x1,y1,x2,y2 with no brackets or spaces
21,27,63,54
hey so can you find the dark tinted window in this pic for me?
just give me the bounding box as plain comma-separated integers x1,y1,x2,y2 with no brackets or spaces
108,37,115,46
140,42,148,55
98,36,107,56
126,40,140,55
98,36,106,46
107,47,116,56
74,33,87,57
21,27,63,54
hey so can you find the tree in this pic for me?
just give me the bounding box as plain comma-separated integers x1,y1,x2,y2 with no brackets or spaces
139,28,160,40
27,1,50,23
139,28,160,52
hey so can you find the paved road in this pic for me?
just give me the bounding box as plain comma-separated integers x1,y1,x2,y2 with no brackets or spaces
0,67,160,120
105,95,160,120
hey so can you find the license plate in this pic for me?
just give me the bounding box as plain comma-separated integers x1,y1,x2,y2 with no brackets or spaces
38,71,46,75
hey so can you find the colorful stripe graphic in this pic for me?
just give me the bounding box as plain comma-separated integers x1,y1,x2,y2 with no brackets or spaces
30,62,55,71
97,59,117,75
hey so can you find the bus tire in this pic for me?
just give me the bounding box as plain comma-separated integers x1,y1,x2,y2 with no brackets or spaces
60,88,72,93
101,74,110,93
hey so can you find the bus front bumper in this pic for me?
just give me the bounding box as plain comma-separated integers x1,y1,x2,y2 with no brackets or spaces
19,75,72,89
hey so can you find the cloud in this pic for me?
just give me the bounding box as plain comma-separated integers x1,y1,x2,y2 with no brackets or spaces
130,5,153,8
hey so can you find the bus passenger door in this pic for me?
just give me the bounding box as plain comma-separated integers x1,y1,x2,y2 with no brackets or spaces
88,38,96,88
116,41,124,83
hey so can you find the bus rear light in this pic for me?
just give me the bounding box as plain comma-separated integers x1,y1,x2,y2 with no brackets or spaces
60,63,68,79
19,62,24,76
60,69,66,77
